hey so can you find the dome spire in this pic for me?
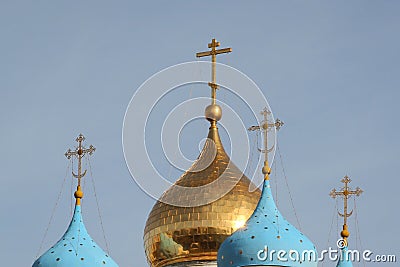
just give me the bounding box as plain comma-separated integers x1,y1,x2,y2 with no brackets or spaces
330,176,363,267
64,133,95,206
248,107,284,180
329,175,363,243
196,38,232,126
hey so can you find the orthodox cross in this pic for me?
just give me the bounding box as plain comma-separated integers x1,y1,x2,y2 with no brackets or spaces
248,107,284,163
330,175,363,241
64,134,96,187
196,38,232,105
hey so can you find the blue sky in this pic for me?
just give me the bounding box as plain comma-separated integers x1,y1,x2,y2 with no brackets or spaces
1,1,399,266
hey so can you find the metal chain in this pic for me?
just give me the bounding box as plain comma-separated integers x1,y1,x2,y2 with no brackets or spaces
273,154,278,202
354,198,366,267
36,160,71,258
70,156,74,216
336,198,339,239
321,200,338,267
87,155,110,254
276,141,302,231
246,131,257,186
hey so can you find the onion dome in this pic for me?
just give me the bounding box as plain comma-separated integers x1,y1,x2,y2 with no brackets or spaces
218,110,317,267
144,38,261,267
32,134,118,267
32,199,118,267
218,163,317,267
144,124,261,267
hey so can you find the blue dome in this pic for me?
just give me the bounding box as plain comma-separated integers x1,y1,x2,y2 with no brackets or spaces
218,178,317,267
32,205,118,267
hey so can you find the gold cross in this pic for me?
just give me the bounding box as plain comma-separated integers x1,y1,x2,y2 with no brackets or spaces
248,107,284,178
330,175,363,241
196,38,232,105
248,107,284,161
65,134,96,187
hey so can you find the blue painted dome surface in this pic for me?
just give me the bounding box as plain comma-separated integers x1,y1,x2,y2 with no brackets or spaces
218,179,317,267
32,205,118,267
336,247,353,267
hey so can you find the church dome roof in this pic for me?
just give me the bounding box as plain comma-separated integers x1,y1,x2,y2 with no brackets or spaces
32,134,119,267
143,124,261,267
218,160,317,267
32,204,118,267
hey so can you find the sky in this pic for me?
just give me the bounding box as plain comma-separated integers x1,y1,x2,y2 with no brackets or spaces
1,1,399,266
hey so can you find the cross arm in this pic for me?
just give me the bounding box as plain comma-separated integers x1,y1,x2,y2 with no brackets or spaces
65,149,78,159
214,48,232,55
348,187,363,196
248,125,261,131
329,189,345,198
196,51,212,57
196,48,232,58
82,145,96,155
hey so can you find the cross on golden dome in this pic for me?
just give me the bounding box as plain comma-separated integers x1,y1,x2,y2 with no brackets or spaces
196,38,232,105
330,175,363,241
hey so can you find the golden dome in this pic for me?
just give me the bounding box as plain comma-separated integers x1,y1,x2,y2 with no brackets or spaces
144,123,261,267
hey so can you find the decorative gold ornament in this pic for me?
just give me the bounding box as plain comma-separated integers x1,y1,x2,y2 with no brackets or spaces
65,133,96,206
196,38,232,125
248,107,284,179
330,175,363,241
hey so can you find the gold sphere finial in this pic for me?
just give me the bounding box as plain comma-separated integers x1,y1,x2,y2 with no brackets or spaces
74,189,83,199
262,160,271,180
74,185,83,205
205,104,222,122
341,224,350,238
